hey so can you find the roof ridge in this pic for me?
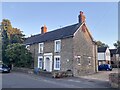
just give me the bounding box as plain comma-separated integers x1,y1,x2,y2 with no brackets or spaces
26,23,79,39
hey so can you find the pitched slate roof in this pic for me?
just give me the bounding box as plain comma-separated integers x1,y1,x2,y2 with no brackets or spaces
24,23,82,45
110,49,117,54
98,47,108,53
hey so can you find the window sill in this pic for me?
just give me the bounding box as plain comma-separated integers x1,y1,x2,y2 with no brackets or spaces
38,52,43,54
55,51,60,53
54,68,60,70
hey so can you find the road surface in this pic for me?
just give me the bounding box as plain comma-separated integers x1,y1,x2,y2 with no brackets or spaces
1,72,112,88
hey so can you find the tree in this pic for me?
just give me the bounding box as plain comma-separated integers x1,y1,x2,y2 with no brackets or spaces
5,43,33,68
96,41,109,48
1,19,32,68
113,40,120,48
2,29,9,48
1,29,10,64
1,19,25,44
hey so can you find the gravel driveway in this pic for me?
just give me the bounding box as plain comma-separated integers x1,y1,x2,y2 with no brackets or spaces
80,68,118,81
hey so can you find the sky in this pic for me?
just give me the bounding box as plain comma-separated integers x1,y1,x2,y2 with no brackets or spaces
1,2,118,49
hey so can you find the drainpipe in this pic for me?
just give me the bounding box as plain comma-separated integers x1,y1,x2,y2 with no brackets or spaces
94,44,96,72
96,44,98,72
94,42,98,72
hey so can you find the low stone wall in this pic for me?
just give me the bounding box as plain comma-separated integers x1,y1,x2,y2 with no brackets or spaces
109,73,120,88
12,67,34,74
52,70,73,78
12,67,73,78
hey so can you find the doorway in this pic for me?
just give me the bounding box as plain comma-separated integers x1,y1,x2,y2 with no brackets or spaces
44,53,52,72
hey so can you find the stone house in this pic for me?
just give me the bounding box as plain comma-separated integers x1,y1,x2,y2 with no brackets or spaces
110,48,120,68
98,47,111,65
24,11,98,76
110,49,117,67
116,47,120,67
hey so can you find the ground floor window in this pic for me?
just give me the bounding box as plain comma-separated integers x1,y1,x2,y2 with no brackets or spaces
54,56,60,70
88,57,91,65
38,56,43,69
77,56,81,65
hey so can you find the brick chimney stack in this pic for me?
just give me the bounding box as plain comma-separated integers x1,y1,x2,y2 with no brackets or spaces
41,25,47,34
78,11,86,23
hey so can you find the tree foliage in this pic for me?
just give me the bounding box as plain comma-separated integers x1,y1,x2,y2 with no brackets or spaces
113,40,120,48
1,29,10,64
96,41,109,48
2,29,9,49
1,19,25,44
5,43,33,68
1,19,33,68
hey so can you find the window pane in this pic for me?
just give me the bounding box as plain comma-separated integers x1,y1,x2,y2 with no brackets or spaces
58,61,60,68
39,58,42,68
56,58,58,68
55,57,60,69
78,58,80,63
39,43,43,53
55,41,61,52
88,58,91,65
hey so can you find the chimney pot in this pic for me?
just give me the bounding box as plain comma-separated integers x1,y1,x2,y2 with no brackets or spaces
41,25,47,34
78,11,86,23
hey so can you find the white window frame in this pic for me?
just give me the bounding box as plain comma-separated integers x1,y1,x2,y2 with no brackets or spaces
38,56,43,69
38,43,44,53
54,40,61,53
88,57,91,65
77,56,81,65
26,45,30,50
54,56,61,70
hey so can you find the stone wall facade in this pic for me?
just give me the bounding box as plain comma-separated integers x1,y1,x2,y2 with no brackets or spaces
29,38,73,72
73,26,98,76
60,37,73,71
29,43,38,68
111,54,120,68
109,73,120,88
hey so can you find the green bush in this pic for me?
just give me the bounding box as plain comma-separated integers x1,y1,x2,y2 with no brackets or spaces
5,43,33,68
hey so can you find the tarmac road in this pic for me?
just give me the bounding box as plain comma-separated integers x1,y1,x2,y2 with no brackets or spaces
1,72,112,88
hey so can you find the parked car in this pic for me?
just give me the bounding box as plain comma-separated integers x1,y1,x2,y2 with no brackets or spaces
98,64,112,71
0,64,11,73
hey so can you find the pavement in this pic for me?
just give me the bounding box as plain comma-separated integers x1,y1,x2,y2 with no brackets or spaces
79,68,119,81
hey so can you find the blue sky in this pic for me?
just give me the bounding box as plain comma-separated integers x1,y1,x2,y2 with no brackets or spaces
2,2,118,48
